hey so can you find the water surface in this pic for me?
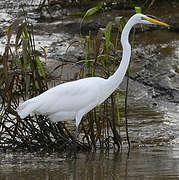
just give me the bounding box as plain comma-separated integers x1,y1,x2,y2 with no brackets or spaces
1,148,179,180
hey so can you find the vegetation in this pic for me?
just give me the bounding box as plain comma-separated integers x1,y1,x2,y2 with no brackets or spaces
0,2,143,153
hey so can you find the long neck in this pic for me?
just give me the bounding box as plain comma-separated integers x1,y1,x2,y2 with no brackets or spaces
106,18,135,93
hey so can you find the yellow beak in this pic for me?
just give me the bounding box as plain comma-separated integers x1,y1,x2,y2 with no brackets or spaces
144,16,169,27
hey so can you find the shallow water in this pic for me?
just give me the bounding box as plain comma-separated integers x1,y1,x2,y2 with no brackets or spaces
0,0,179,179
1,148,179,180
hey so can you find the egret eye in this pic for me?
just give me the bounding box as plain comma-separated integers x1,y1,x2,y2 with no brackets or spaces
141,17,146,20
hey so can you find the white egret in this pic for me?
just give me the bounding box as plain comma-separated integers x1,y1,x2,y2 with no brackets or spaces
17,13,169,153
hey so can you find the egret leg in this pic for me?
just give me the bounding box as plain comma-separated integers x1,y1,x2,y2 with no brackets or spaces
72,127,78,158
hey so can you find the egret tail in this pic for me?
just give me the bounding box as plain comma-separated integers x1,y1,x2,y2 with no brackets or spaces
17,98,38,118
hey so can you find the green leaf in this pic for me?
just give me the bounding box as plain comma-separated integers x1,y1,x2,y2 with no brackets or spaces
80,2,104,28
120,17,126,29
84,2,104,18
135,7,141,14
36,56,46,79
104,21,113,54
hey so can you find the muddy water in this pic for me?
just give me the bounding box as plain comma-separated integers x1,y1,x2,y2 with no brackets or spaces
1,0,179,179
0,148,179,180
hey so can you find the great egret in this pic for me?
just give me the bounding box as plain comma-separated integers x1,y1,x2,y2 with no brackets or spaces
17,13,169,153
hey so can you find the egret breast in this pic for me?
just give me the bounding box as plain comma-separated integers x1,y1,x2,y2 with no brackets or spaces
48,111,76,123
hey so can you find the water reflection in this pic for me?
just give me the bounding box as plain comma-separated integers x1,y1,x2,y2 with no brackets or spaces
1,150,179,180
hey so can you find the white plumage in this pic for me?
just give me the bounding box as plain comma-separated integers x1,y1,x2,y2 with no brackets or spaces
17,77,108,127
17,13,169,135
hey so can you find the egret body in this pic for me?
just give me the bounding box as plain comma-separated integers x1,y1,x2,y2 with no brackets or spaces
17,14,169,150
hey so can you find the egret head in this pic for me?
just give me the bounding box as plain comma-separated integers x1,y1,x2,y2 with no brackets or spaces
133,13,169,27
